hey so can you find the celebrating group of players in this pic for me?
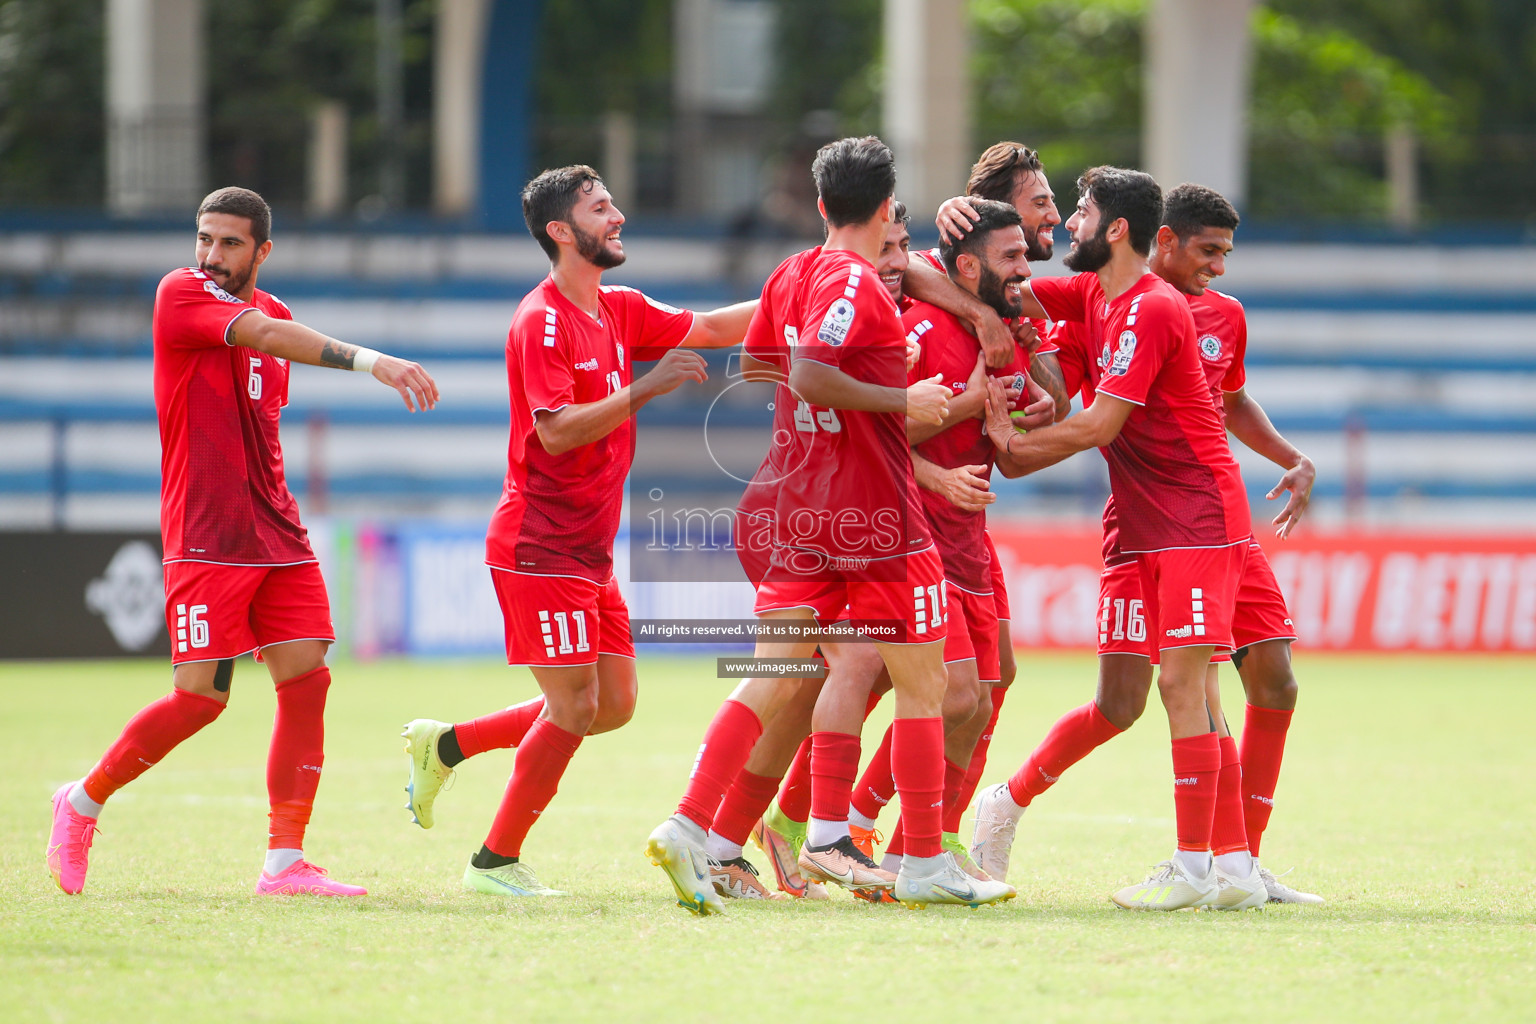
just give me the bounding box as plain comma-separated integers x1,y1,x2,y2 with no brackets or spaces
46,127,1321,914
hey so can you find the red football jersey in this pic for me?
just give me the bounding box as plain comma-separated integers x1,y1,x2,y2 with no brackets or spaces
773,249,931,566
1189,288,1248,421
902,300,1031,591
153,267,312,565
1032,271,1249,554
486,277,695,582
737,246,822,555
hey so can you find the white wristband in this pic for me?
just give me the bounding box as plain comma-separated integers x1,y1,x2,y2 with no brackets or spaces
352,347,382,373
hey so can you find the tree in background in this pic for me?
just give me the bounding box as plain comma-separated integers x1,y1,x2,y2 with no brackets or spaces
0,0,104,208
971,0,1455,222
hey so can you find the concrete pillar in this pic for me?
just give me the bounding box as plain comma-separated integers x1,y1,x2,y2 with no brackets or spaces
308,101,348,218
105,0,205,215
433,0,494,217
1144,0,1256,205
883,0,970,221
602,111,638,211
1385,125,1419,230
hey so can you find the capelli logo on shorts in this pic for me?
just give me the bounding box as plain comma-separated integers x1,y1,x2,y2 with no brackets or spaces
1165,625,1193,639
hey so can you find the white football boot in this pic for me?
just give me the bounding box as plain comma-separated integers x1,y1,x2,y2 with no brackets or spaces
646,815,724,916
896,852,1017,909
1111,857,1220,911
1257,862,1325,905
969,782,1023,882
1213,857,1269,910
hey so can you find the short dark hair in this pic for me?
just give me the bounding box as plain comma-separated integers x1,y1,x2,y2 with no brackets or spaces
967,142,1044,203
197,187,271,246
1162,183,1240,240
522,164,605,260
892,199,909,226
938,199,1023,274
1078,166,1162,256
812,136,896,228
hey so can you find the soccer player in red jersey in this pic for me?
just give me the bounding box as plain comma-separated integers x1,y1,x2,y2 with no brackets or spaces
970,184,1322,905
45,187,438,897
649,138,1016,911
397,166,756,898
842,200,1053,880
952,166,1253,909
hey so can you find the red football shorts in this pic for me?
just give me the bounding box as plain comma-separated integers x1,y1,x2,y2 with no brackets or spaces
985,532,1011,621
162,560,334,664
735,507,774,589
492,569,635,667
1097,559,1151,659
1231,540,1298,650
940,586,973,665
1135,544,1248,657
950,583,1002,682
754,546,948,644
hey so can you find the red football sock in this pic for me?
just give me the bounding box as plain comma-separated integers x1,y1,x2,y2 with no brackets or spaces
891,716,945,858
955,686,1008,823
939,757,969,834
1210,735,1249,856
267,666,331,850
82,687,226,804
455,697,545,758
809,731,862,824
712,770,782,847
777,737,813,823
1171,732,1222,852
1005,701,1122,807
1240,704,1293,857
886,815,905,856
484,717,583,858
675,699,763,831
849,723,895,822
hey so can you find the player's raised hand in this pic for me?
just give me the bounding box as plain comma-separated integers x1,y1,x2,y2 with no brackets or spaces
1011,318,1042,357
641,348,709,397
936,464,996,512
372,354,440,411
1014,372,1055,430
1268,455,1316,539
935,196,980,244
906,373,950,426
982,377,1017,451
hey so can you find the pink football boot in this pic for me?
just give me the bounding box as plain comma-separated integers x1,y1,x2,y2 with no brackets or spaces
255,860,367,897
46,783,99,895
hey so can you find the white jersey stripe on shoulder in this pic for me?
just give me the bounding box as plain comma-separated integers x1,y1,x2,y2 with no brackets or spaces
843,264,863,299
543,308,558,347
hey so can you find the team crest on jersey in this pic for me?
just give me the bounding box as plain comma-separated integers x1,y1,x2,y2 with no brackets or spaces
817,297,856,346
1101,330,1137,376
1198,334,1222,361
1005,372,1027,401
616,343,625,369
192,269,242,304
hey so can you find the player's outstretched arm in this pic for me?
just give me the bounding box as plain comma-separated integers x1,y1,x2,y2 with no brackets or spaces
680,300,759,349
912,450,995,512
536,349,708,456
1224,387,1315,538
985,377,1129,478
231,310,439,411
902,258,1026,368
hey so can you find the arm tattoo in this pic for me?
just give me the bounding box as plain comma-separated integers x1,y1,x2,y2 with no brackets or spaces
1030,352,1071,419
319,339,359,369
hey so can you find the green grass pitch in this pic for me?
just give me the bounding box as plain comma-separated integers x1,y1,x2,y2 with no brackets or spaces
3,652,1533,1022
